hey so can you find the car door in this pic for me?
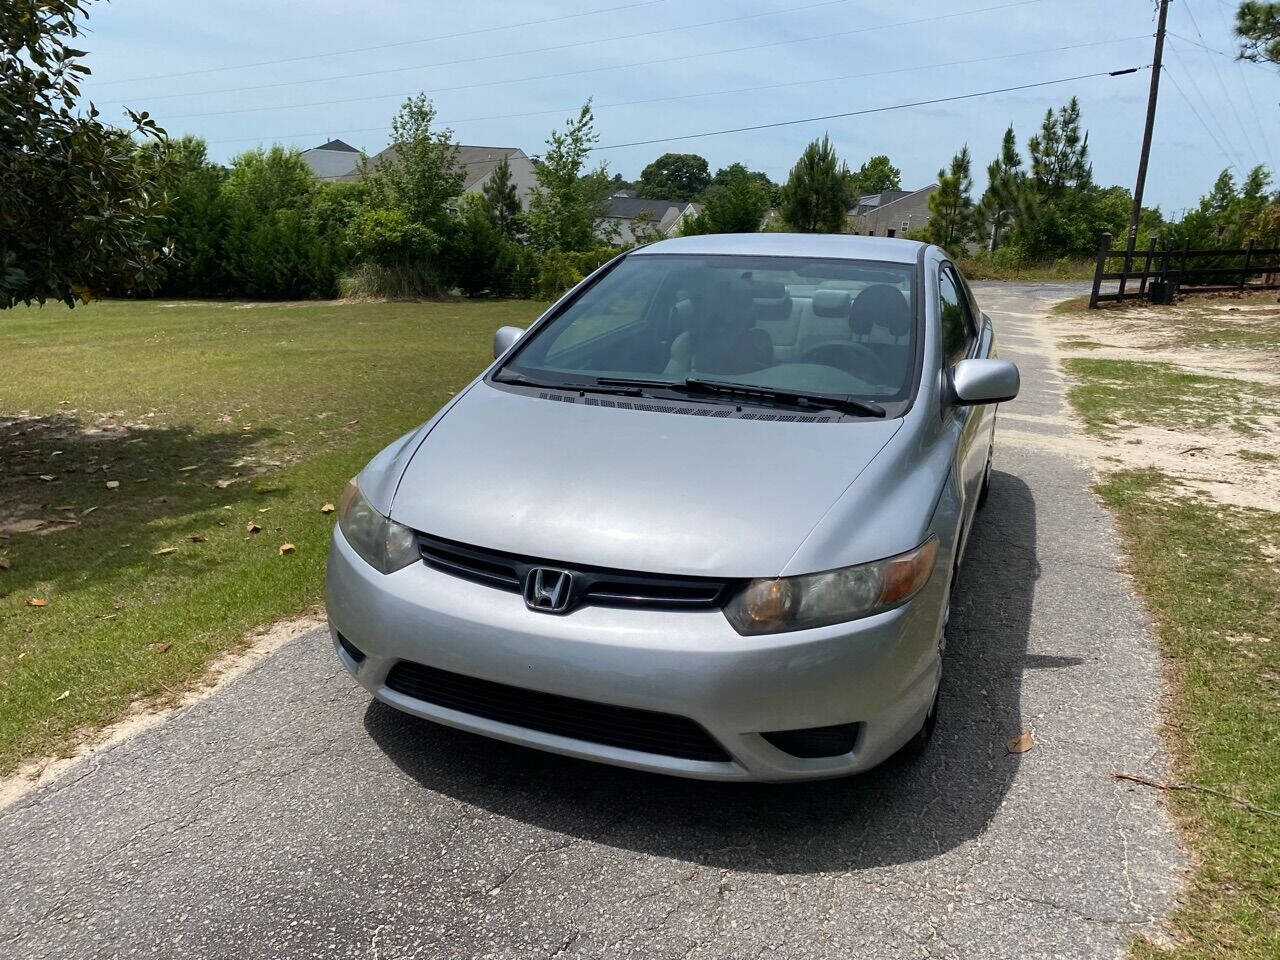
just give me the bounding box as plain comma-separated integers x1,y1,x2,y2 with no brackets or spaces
937,264,984,537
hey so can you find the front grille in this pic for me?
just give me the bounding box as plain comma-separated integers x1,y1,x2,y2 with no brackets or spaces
417,533,737,614
384,660,730,762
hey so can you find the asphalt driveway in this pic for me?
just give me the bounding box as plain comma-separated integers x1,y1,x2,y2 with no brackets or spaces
0,283,1183,959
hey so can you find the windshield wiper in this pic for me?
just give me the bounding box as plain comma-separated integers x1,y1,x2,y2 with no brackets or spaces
596,377,887,418
496,370,653,397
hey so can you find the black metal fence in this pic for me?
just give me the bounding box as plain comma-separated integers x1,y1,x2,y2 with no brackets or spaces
1089,232,1280,308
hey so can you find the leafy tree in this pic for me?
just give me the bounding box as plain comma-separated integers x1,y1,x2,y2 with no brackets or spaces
1236,1,1280,64
923,146,976,252
781,135,855,233
681,165,770,235
136,136,229,297
365,94,464,235
481,157,524,239
527,101,614,251
975,126,1024,251
709,165,780,206
853,155,902,194
221,146,335,298
1168,165,1276,248
2,0,169,307
636,153,711,201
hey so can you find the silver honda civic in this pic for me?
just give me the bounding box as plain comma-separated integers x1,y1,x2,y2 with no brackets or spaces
325,233,1019,781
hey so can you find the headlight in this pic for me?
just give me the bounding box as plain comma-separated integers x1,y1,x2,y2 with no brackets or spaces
724,537,939,635
336,478,419,574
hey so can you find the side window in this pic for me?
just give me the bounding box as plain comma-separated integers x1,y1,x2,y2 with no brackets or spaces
938,269,972,366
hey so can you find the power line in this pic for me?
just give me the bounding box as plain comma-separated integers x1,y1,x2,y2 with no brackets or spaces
1181,0,1262,165
159,0,1051,123
1166,28,1274,69
1166,39,1248,171
1161,64,1242,173
590,67,1146,151
205,35,1149,147
1207,0,1277,170
93,0,670,87
104,0,858,105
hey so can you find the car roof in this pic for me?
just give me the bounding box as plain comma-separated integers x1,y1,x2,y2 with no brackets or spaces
631,232,927,264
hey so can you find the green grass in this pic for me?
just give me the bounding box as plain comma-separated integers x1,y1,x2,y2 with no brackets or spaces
1098,472,1280,960
1063,357,1279,437
0,297,546,775
1059,335,1103,349
1238,449,1278,463
1051,294,1094,315
955,256,1094,281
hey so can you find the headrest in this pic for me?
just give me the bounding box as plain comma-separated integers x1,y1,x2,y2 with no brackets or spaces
750,280,787,300
811,288,852,318
851,284,911,337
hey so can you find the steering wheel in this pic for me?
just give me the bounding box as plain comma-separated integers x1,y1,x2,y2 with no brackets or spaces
799,341,883,383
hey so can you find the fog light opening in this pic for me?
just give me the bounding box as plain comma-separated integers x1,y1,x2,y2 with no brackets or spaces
336,632,366,665
761,723,861,759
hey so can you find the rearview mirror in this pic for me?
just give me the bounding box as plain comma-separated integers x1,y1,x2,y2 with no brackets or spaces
493,325,525,359
952,358,1019,405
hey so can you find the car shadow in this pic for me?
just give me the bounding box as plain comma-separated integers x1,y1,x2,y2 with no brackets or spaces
363,469,1042,873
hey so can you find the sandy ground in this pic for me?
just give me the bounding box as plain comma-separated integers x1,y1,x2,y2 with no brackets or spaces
1045,293,1280,512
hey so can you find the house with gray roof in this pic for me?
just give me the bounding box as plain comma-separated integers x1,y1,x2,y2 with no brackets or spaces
600,194,702,244
301,141,539,209
848,185,938,238
299,139,362,181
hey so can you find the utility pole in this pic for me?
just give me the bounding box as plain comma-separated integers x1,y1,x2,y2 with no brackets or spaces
1128,0,1170,251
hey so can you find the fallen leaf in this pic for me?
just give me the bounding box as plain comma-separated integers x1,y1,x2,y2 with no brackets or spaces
320,503,335,514
258,507,271,514
105,480,120,489
278,543,296,555
1007,731,1036,754
55,504,74,511
0,558,9,570
153,546,178,556
151,642,172,654
346,419,360,425
179,464,200,472
27,597,47,607
245,522,261,534
39,474,55,482
53,690,70,702
185,534,208,543
51,450,64,457
80,506,98,516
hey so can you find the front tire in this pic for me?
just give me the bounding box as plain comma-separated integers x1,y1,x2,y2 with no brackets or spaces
977,446,993,509
900,684,940,758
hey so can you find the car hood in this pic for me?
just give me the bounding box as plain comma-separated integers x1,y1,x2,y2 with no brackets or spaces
388,382,902,577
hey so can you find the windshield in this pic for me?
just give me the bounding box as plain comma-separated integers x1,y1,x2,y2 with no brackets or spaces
498,254,919,409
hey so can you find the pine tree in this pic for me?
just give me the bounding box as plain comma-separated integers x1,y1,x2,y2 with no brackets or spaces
481,156,523,239
780,134,854,233
975,126,1024,251
924,146,976,253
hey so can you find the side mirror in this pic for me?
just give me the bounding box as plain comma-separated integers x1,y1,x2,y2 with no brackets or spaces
952,358,1020,405
493,325,525,359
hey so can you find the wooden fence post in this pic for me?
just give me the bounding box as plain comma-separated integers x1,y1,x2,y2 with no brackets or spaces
1240,238,1255,291
1089,232,1111,309
1138,236,1157,298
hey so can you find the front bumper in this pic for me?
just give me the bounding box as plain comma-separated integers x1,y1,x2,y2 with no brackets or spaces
325,528,946,781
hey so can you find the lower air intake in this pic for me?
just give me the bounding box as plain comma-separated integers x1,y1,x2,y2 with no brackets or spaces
384,660,730,762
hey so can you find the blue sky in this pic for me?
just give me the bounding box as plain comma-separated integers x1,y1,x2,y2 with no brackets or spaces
79,0,1280,215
